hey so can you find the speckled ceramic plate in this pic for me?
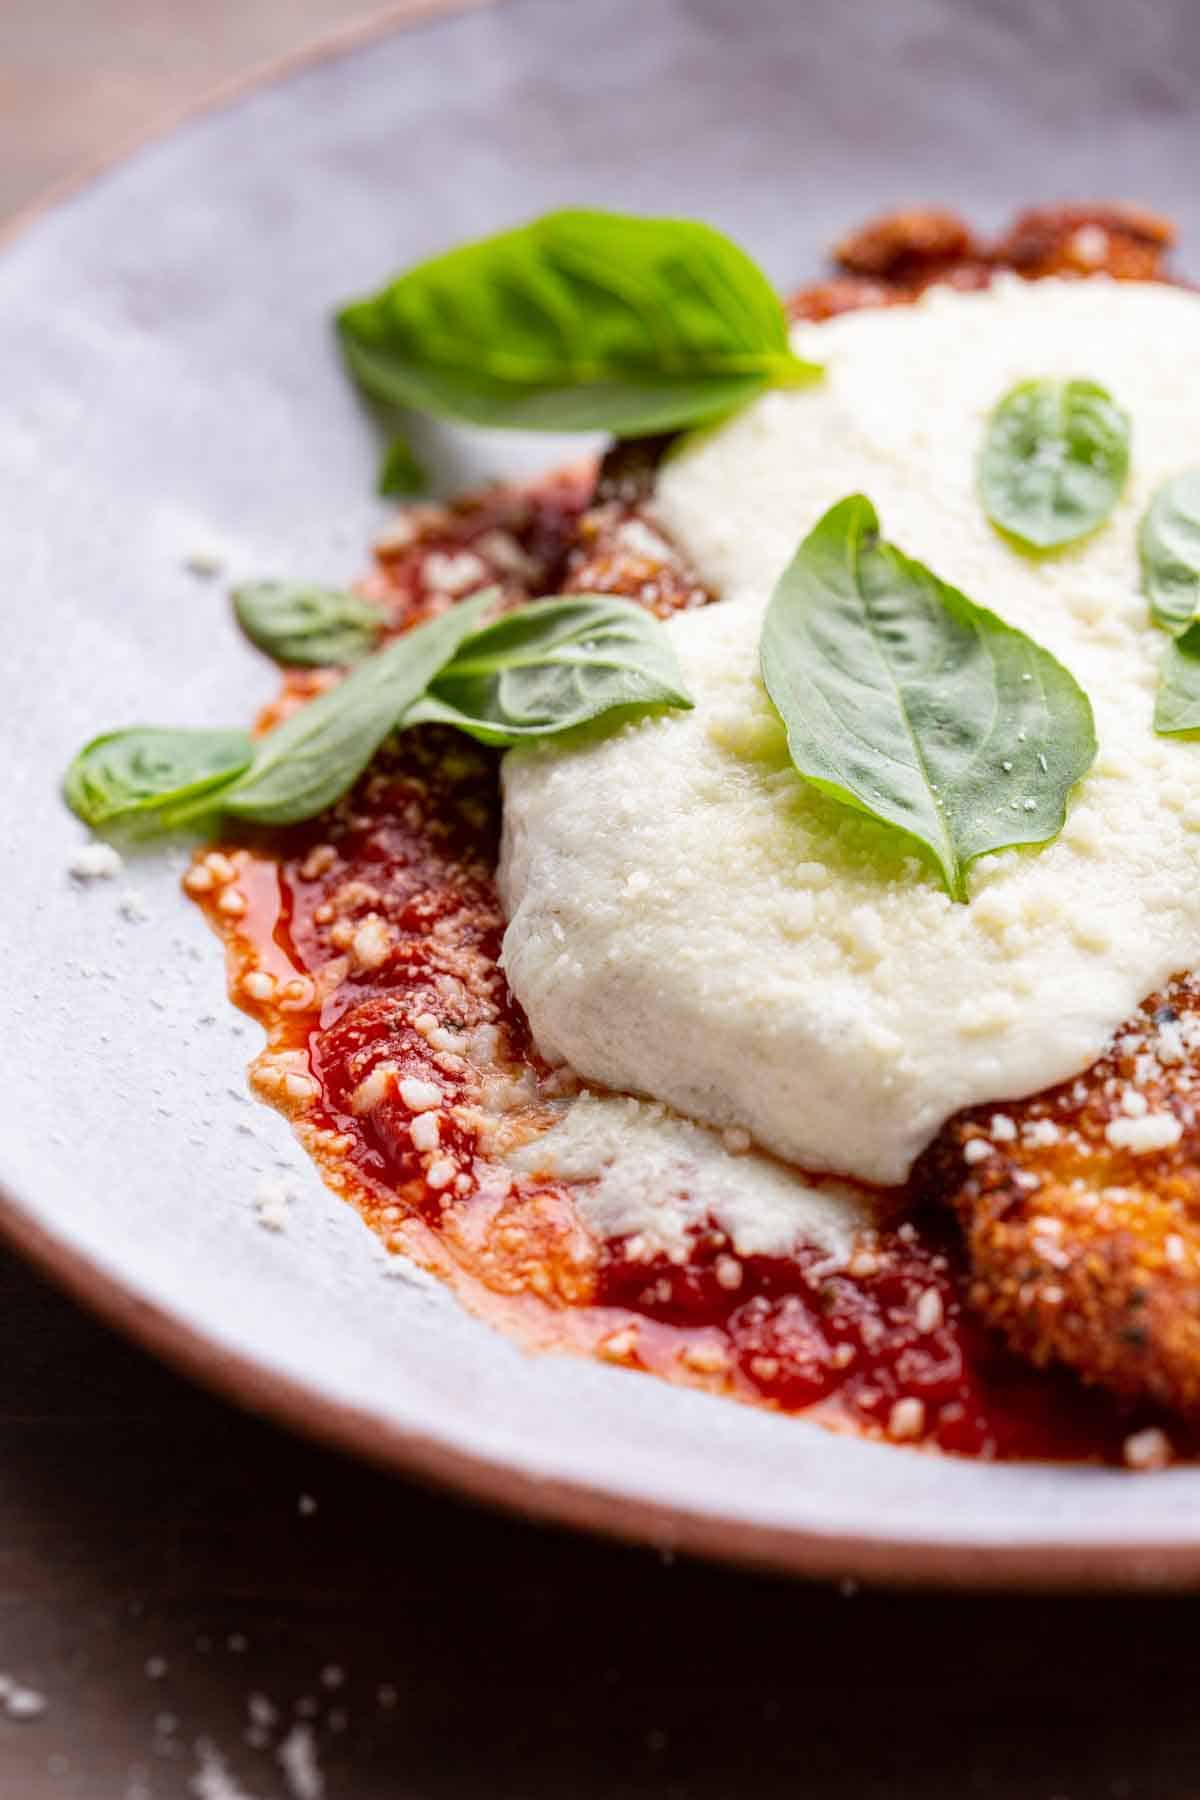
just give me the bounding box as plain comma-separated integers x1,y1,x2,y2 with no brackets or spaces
5,0,1200,1588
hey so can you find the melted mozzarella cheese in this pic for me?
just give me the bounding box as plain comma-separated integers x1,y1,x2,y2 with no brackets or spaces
499,277,1200,1186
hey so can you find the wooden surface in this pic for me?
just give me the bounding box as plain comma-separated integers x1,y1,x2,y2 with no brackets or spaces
3,4,1200,1795
0,0,432,221
4,1250,1200,1798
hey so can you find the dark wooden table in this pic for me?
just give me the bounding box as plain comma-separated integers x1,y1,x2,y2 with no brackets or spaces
5,1242,1200,1800
5,6,1200,1794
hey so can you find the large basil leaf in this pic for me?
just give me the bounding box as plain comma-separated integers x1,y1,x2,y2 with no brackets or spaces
234,581,384,668
63,727,253,829
1154,622,1200,735
760,495,1097,901
1140,469,1200,632
980,378,1131,551
336,209,820,438
219,589,498,826
406,595,693,747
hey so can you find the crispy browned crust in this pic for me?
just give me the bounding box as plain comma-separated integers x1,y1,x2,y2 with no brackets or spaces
833,205,978,279
993,201,1176,280
914,978,1200,1414
787,200,1178,322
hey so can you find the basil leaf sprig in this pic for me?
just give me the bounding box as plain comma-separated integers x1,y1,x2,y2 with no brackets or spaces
407,596,692,746
218,588,498,826
63,592,692,833
980,378,1131,551
63,728,254,831
1140,469,1200,634
234,581,385,668
336,209,820,439
760,495,1097,902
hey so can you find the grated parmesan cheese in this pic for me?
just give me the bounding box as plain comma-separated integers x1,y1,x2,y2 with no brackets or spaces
1104,1112,1182,1154
68,841,123,881
507,1093,871,1260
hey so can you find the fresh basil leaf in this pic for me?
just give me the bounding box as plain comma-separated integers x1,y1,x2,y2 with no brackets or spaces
405,595,692,747
1154,621,1200,734
63,727,253,828
233,581,383,667
378,434,427,497
979,378,1131,551
336,209,820,438
221,588,498,826
1140,469,1200,632
760,495,1097,902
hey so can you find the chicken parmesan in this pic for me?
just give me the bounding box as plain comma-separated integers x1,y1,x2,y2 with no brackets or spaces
70,201,1200,1468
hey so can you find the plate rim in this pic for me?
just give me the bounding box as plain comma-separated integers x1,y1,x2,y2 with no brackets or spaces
5,0,1200,1592
4,1174,1199,1592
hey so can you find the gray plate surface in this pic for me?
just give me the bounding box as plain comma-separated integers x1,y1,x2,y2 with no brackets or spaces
3,0,1200,1584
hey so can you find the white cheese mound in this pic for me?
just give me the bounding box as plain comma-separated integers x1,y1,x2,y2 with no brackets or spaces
500,277,1200,1186
508,1093,870,1260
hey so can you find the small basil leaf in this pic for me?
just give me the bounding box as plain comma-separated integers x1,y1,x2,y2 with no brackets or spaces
63,727,253,828
336,209,820,438
378,434,427,497
1140,469,1200,632
760,495,1097,902
1154,621,1200,734
404,595,693,747
980,378,1131,551
233,581,384,667
221,588,498,826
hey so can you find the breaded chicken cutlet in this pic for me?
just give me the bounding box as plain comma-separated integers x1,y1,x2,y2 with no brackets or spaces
915,979,1200,1416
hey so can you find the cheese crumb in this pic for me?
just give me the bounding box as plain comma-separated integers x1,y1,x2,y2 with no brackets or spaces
399,1077,442,1112
351,915,392,970
423,550,487,595
1123,1426,1172,1471
254,1176,294,1231
887,1397,926,1441
1104,1113,1182,1154
914,1288,944,1334
68,841,123,881
2,1683,46,1721
681,1340,731,1375
599,1325,639,1362
349,1062,396,1114
410,1111,441,1152
277,1721,324,1800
